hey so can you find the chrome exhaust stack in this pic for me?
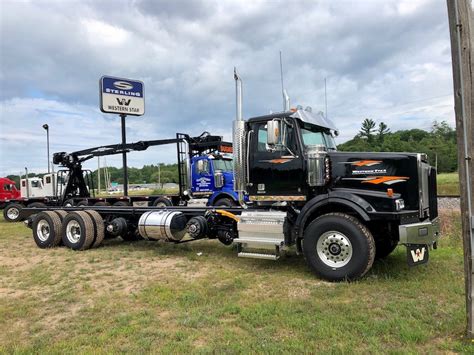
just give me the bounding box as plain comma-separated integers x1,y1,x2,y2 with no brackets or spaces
283,89,290,111
233,68,247,207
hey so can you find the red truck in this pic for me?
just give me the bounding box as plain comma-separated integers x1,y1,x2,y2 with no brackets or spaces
0,177,21,207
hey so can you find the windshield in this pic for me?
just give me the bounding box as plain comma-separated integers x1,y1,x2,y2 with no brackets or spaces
300,126,337,151
213,159,233,171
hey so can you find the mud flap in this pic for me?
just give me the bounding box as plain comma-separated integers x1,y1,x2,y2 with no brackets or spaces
406,244,429,266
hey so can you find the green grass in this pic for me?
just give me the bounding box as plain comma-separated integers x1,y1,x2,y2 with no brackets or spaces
0,210,473,353
437,172,460,195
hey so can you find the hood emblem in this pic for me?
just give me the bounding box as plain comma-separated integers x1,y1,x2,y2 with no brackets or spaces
341,160,382,167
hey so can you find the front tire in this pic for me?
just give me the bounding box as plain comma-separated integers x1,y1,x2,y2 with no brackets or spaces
28,202,47,209
303,213,375,282
152,197,172,207
213,197,236,207
3,203,24,222
63,199,75,207
113,201,130,207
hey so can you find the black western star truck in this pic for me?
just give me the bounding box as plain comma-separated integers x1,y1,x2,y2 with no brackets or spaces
21,71,440,281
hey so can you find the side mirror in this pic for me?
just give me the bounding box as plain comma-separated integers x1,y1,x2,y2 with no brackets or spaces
267,120,280,145
197,160,204,172
197,160,209,174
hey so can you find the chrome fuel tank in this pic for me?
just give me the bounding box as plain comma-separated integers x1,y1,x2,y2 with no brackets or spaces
138,211,187,241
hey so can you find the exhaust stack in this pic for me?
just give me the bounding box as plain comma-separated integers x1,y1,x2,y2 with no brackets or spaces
233,68,246,207
235,68,243,121
283,89,290,111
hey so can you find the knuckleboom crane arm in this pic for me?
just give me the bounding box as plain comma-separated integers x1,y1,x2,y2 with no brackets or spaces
51,132,232,202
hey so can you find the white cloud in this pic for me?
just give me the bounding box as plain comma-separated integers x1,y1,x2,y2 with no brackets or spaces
81,19,130,46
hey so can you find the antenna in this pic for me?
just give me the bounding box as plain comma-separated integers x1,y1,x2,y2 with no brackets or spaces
324,78,328,118
279,51,290,111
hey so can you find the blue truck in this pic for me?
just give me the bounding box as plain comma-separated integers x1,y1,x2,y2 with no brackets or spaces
190,154,240,206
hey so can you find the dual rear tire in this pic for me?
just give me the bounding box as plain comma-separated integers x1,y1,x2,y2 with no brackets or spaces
32,210,105,250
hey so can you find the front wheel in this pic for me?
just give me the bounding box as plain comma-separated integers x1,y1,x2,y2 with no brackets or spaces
3,203,24,222
303,213,375,282
213,197,236,207
152,197,172,207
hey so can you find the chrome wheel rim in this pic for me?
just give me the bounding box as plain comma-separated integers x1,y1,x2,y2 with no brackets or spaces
36,220,50,242
155,202,167,208
316,231,353,268
66,220,81,244
7,207,20,220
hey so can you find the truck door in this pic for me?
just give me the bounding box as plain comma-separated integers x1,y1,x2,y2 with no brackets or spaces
0,181,6,200
43,174,54,196
191,157,214,195
29,179,44,198
248,120,305,200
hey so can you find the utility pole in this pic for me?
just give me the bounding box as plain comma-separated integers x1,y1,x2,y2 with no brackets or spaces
158,163,161,189
447,0,474,337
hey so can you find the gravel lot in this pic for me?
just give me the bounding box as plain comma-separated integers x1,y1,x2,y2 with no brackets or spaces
438,197,460,210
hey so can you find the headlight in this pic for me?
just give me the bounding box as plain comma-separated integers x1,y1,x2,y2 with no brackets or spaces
395,199,405,211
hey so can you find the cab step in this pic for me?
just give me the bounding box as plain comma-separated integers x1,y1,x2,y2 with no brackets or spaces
234,237,284,246
238,251,279,260
234,211,287,261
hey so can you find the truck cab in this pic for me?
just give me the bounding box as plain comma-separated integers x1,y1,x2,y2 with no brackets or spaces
20,177,44,198
190,154,240,206
20,173,65,198
0,178,20,205
246,109,337,202
232,93,439,280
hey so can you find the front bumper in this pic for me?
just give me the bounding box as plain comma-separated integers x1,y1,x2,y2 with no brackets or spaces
398,217,440,246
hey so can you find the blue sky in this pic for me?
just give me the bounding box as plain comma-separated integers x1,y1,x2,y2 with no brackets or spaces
0,0,455,175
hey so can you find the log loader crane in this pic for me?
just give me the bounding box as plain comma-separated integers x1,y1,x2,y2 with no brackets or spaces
3,132,236,222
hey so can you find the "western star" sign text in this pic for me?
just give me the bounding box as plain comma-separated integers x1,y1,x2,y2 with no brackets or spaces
100,76,145,116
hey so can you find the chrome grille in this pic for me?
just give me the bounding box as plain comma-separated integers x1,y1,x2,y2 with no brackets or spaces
418,153,433,218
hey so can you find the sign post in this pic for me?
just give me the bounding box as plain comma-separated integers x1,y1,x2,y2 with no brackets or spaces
100,76,145,196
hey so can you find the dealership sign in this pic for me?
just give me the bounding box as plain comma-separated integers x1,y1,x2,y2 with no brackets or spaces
100,76,145,116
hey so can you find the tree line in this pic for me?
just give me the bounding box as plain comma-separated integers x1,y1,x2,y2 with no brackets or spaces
337,119,457,173
5,163,180,186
